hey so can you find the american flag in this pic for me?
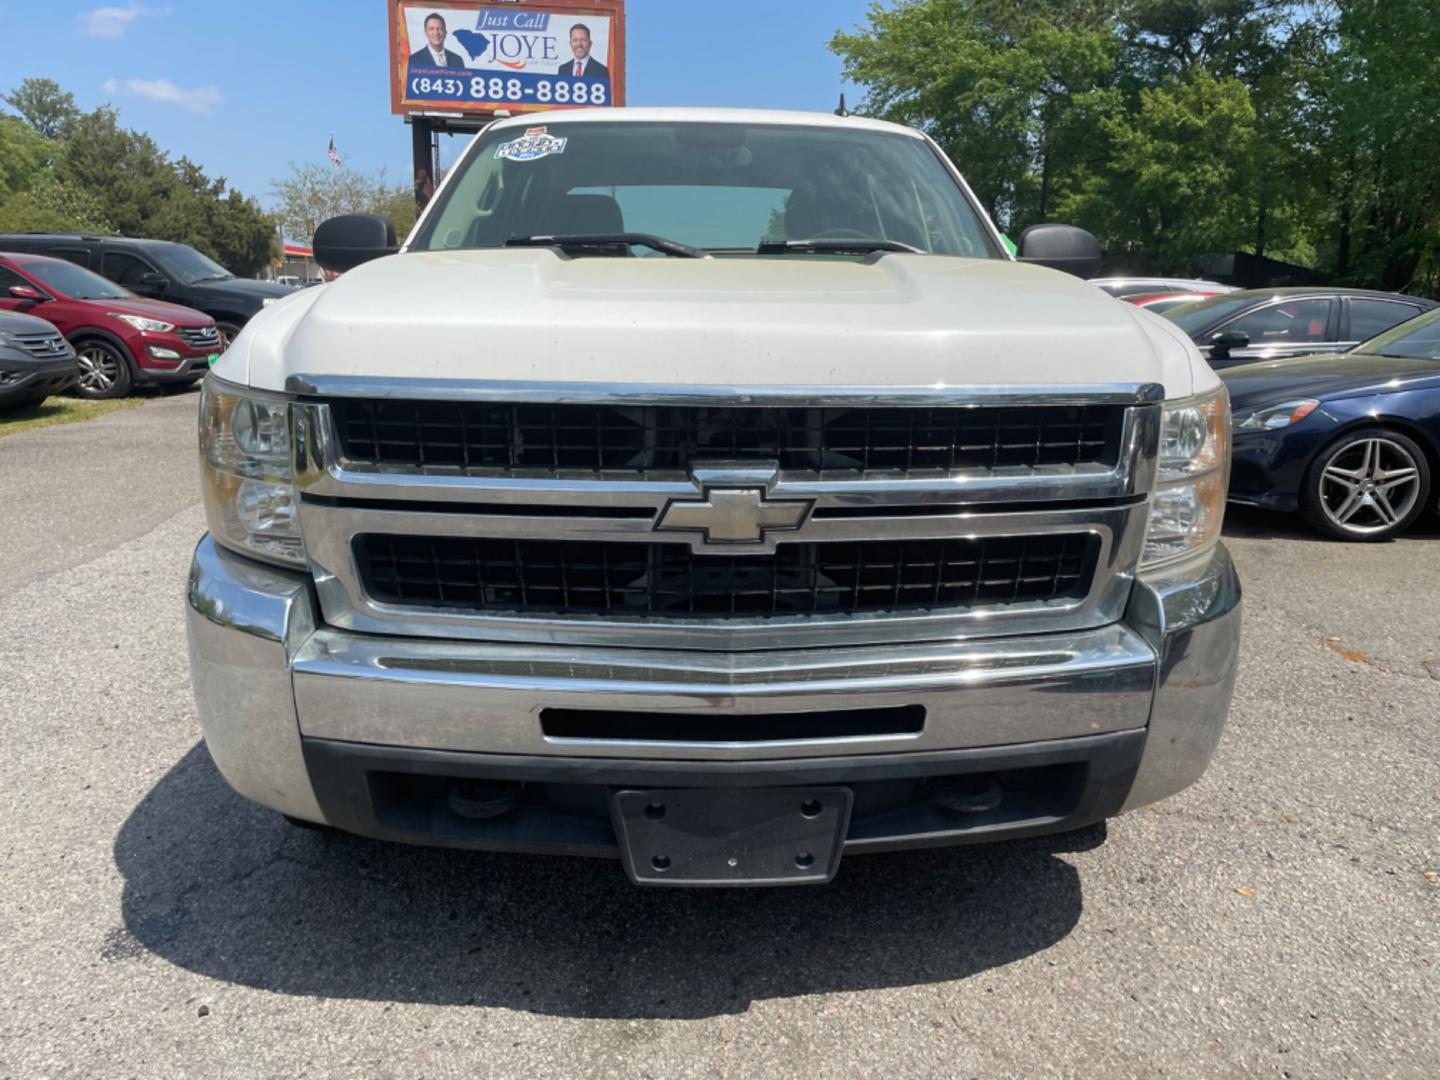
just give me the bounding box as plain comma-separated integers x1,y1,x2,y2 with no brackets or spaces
327,135,341,167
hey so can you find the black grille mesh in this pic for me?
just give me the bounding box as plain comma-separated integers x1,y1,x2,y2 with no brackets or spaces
356,534,1095,618
330,401,1123,474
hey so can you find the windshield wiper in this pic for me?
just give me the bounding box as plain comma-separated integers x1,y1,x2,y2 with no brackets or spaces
193,273,233,283
756,239,923,256
506,234,709,259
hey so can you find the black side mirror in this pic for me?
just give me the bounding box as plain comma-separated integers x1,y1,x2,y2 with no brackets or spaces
313,214,399,274
1016,224,1103,279
1210,330,1250,355
132,272,168,296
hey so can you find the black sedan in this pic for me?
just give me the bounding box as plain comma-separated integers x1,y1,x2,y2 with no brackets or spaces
1165,287,1438,369
1223,308,1440,540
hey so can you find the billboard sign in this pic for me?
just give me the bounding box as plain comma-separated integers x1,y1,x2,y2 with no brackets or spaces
389,1,626,118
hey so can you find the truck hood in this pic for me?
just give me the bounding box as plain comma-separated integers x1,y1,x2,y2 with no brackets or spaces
224,250,1204,398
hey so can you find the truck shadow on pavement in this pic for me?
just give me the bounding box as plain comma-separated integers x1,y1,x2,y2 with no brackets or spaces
113,745,1096,1019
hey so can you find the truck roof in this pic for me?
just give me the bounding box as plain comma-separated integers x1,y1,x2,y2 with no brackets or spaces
486,107,924,139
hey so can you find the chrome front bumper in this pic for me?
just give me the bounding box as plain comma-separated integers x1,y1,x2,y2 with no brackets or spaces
186,535,1240,835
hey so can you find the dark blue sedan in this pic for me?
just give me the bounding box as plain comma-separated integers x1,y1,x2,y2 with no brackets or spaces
1223,308,1440,540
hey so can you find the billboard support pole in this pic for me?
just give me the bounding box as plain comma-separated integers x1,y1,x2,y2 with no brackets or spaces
412,116,436,209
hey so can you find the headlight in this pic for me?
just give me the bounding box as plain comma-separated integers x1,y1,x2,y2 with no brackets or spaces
110,313,175,333
1233,399,1319,431
1143,386,1230,567
199,376,304,567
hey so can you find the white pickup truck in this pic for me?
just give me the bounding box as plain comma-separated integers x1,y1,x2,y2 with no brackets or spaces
188,108,1239,886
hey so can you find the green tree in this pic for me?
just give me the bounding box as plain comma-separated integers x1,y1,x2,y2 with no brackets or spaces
832,1,1122,231
1313,0,1440,292
1063,69,1260,270
1,77,81,141
0,116,47,201
270,162,419,244
0,173,113,233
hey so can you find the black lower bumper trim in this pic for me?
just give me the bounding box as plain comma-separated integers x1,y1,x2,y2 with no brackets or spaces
302,731,1146,866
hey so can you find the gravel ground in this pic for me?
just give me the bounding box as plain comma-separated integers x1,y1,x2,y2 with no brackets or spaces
0,390,1436,1078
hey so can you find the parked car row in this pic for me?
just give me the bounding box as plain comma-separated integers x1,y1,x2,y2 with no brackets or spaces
0,253,223,398
1099,279,1439,541
0,233,294,409
0,233,291,347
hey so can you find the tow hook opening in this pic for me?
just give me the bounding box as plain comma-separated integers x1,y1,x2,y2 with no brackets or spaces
932,773,1003,814
446,780,523,820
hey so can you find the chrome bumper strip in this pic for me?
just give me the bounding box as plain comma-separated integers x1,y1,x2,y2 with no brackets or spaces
291,621,1157,760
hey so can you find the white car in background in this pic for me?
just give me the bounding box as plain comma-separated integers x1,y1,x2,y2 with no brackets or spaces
1092,276,1237,298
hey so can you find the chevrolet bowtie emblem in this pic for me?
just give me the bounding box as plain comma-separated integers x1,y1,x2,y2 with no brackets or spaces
655,487,813,547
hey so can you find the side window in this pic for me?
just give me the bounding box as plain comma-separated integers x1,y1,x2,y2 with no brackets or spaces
1350,298,1420,342
102,251,157,288
45,247,92,269
1224,299,1332,344
0,265,38,293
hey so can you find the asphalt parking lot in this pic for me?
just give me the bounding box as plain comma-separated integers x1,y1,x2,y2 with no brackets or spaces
1,390,1436,1079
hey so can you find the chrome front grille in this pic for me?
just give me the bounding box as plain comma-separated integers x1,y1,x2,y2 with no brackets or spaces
177,325,221,349
290,377,1161,650
329,399,1124,475
356,533,1097,618
11,331,70,359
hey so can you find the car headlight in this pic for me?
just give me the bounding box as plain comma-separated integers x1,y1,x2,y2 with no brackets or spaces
1233,399,1319,431
110,313,175,333
1142,386,1230,568
199,375,304,567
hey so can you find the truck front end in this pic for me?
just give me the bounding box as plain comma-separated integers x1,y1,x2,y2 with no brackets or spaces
186,110,1238,886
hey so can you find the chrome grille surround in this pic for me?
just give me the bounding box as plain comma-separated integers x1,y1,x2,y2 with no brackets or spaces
177,325,222,349
11,331,70,359
288,376,1161,651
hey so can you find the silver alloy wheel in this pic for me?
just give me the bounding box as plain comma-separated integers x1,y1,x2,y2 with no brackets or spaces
1317,436,1422,536
76,344,120,394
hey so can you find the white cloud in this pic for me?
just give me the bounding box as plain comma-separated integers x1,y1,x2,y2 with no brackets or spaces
80,5,171,38
101,77,223,114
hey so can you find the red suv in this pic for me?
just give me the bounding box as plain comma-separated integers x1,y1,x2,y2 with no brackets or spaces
0,252,222,398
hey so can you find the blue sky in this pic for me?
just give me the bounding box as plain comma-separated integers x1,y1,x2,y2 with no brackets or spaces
0,1,875,209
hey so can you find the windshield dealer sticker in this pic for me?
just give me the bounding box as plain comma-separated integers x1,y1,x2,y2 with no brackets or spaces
495,127,567,162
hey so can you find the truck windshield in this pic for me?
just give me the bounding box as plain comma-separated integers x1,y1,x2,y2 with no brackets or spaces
410,121,1001,258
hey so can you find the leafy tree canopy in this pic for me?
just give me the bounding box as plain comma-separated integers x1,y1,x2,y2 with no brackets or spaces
833,0,1440,294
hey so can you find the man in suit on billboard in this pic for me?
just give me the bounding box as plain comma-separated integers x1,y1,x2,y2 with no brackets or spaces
557,23,610,79
410,12,465,68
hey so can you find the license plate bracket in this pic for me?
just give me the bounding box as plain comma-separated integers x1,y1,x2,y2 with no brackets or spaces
611,786,853,887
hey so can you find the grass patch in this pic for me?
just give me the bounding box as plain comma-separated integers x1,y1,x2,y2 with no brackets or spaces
0,395,143,438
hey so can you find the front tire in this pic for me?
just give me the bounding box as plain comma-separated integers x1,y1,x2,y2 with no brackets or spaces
72,339,134,399
1300,427,1431,541
216,321,244,351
